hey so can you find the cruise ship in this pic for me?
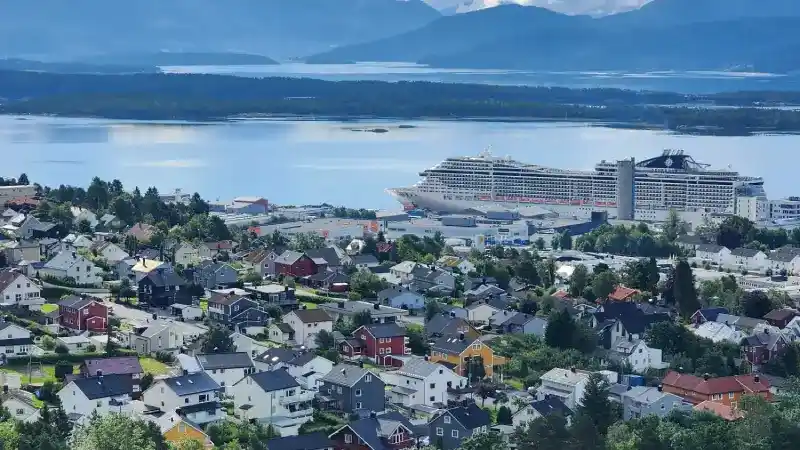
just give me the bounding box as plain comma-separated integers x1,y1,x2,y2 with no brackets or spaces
387,150,766,222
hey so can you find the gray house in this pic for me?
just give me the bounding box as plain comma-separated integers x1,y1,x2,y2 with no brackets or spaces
378,286,425,310
318,364,384,415
621,386,689,421
428,402,491,450
193,260,238,290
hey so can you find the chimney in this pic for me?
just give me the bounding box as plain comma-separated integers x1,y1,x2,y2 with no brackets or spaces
72,252,76,259
570,367,576,373
754,374,760,383
374,303,380,310
183,369,189,376
703,373,710,381
459,332,465,341
338,302,345,309
657,384,662,392
369,411,377,419
96,370,103,377
2,385,7,394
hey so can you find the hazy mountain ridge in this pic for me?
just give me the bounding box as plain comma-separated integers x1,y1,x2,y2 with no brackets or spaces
425,0,649,16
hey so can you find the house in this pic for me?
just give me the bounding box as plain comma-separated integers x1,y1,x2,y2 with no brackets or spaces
536,368,591,410
763,308,797,328
174,243,212,267
691,307,730,326
71,207,99,229
607,286,640,302
38,237,62,259
40,250,104,285
206,291,269,329
62,234,94,249
0,269,42,308
304,270,350,292
330,411,417,450
429,335,506,378
21,218,62,240
591,302,670,350
192,260,238,290
609,338,668,373
695,244,731,265
58,295,108,333
196,352,256,391
319,300,408,324
766,247,800,274
264,433,333,450
728,247,768,271
275,251,321,278
305,247,351,272
80,357,144,394
158,412,215,449
439,304,468,320
231,369,313,435
204,240,237,257
143,372,223,425
390,261,418,283
138,266,191,308
425,314,481,341
693,400,744,421
128,320,185,354
494,312,548,337
269,323,296,346
127,223,157,243
410,266,456,294
692,321,744,344
171,303,203,321
675,234,708,252
56,335,92,353
511,396,573,428
284,309,334,349
244,284,297,310
89,241,129,263
342,323,409,365
130,258,167,283
428,402,491,450
714,313,767,334
660,371,772,406
1,389,41,423
621,386,688,421
253,349,334,390
318,364,385,414
464,284,507,304
243,247,287,277
377,286,425,310
352,254,380,271
388,358,467,407
58,374,134,418
0,322,34,358
3,240,41,264
436,256,475,274
98,214,123,230
465,301,502,324
742,329,788,366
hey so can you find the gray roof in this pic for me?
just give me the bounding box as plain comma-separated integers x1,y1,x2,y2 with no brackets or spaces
143,267,186,287
84,357,143,376
58,295,95,309
442,402,491,430
273,322,294,334
696,244,726,254
345,412,415,450
290,309,333,323
321,300,406,317
255,349,321,367
265,433,334,450
321,364,378,388
731,247,761,258
305,247,343,267
676,234,707,245
0,270,24,294
196,352,254,370
530,396,573,417
397,358,444,379
430,335,473,355
769,247,800,262
274,250,305,266
246,369,300,392
622,386,669,405
378,286,421,302
162,371,220,396
352,254,379,265
359,322,405,339
73,374,134,400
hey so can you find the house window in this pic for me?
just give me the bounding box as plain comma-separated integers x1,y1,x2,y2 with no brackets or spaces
729,392,735,399
471,343,480,350
451,430,459,438
430,383,436,389
436,427,444,436
345,434,353,444
355,389,362,397
15,408,23,415
185,398,189,404
179,423,186,433
444,416,451,424
337,386,342,394
365,375,372,383
356,402,363,409
712,394,723,400
430,396,435,402
96,401,102,407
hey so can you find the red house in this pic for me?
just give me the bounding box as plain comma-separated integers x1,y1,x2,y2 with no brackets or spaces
341,323,409,366
274,251,322,278
58,295,108,333
607,286,640,302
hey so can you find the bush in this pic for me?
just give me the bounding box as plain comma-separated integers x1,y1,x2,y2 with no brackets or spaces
85,344,97,353
54,344,69,354
40,335,56,351
154,351,175,364
54,361,74,380
41,287,72,300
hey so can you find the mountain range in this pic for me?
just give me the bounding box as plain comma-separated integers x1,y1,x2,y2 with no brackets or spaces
308,0,800,72
0,0,441,60
424,0,649,16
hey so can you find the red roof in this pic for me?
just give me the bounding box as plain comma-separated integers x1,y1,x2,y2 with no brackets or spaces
608,286,640,302
662,371,771,396
553,290,570,299
694,401,743,421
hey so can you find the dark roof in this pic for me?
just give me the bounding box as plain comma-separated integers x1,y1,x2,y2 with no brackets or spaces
273,323,294,334
255,349,320,367
321,364,378,387
378,286,421,301
430,335,473,355
697,244,726,253
593,302,670,335
307,270,350,284
425,315,470,337
694,307,729,322
305,247,343,267
530,397,573,417
265,433,334,450
0,270,23,293
369,265,390,274
177,401,221,416
143,268,186,287
291,309,333,323
676,234,707,245
359,323,406,339
247,369,300,392
769,247,800,262
352,254,379,265
764,308,797,322
0,337,33,346
343,411,415,450
208,292,249,306
445,402,491,430
731,247,761,258
136,248,161,260
196,352,254,370
162,372,220,396
57,295,94,309
84,357,143,376
73,374,134,400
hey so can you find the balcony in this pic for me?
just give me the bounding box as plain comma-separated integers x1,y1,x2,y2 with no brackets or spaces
283,407,314,419
279,391,315,405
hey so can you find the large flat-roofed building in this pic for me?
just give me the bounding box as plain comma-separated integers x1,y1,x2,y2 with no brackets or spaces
0,185,36,206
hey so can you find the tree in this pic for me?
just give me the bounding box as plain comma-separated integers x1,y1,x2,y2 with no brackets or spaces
18,173,29,185
461,430,506,450
55,344,69,354
77,218,93,234
496,405,513,425
741,290,772,319
105,321,117,355
467,357,487,383
352,310,373,328
663,209,686,241
171,439,207,450
559,231,573,250
349,271,388,298
514,414,572,450
314,329,335,350
201,326,235,353
670,259,701,317
70,414,163,450
545,309,577,350
591,270,618,300
425,300,442,321
569,264,589,298
535,237,546,251
475,382,494,406
577,372,614,435
551,235,560,251
716,216,756,249
140,373,155,392
290,232,326,252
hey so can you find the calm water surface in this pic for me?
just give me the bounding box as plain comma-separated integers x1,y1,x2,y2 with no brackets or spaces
0,116,796,210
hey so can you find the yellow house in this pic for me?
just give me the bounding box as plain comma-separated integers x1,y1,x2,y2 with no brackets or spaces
159,413,214,449
429,335,506,378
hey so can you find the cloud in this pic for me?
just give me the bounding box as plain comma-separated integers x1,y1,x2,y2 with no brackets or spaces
127,159,208,168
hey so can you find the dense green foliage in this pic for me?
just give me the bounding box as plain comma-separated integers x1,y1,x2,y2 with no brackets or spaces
575,223,678,257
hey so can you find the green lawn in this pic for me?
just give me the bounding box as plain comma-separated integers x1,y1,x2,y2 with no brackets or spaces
139,357,170,375
505,378,524,390
301,302,318,310
200,300,208,312
40,304,58,314
1,364,78,385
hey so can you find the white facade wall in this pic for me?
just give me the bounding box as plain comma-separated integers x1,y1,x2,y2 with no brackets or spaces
284,312,333,349
0,275,42,307
204,367,251,391
230,378,313,435
58,384,132,418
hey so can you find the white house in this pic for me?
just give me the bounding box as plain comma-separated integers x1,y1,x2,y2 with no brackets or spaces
767,248,800,275
388,358,466,407
692,321,744,344
56,335,93,353
90,241,130,263
230,369,314,436
1,389,41,423
71,207,99,229
196,352,256,391
0,270,42,309
128,320,185,355
40,250,104,285
0,323,34,358
537,368,590,410
390,261,418,283
695,244,730,266
62,234,95,250
58,374,134,419
466,302,501,324
610,338,668,373
142,372,224,425
174,243,212,267
268,323,296,346
283,309,334,349
512,396,573,428
727,248,768,271
229,332,274,359
253,349,335,390
3,240,41,265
